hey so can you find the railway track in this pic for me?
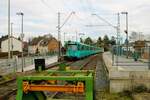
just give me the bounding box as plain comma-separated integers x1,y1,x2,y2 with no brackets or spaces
51,54,101,99
0,79,17,100
0,60,73,100
54,53,109,100
0,54,102,100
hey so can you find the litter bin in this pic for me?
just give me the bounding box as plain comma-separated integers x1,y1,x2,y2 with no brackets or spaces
34,59,45,71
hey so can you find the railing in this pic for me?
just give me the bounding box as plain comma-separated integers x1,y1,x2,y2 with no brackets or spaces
0,53,57,75
111,45,150,69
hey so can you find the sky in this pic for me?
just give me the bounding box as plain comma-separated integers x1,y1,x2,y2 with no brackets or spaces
0,0,150,42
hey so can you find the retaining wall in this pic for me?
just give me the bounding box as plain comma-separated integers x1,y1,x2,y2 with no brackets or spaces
103,52,150,93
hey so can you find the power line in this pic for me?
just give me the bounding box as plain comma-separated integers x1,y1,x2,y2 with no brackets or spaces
40,0,55,13
60,12,75,29
92,14,117,29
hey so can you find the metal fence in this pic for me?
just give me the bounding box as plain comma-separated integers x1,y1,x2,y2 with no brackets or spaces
0,53,57,75
111,45,150,69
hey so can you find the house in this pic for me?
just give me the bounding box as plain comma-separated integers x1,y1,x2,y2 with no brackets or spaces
0,35,8,52
39,37,59,54
28,35,59,54
142,41,150,59
1,36,22,52
28,36,43,54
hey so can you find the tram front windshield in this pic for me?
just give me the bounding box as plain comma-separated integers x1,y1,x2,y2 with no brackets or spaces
67,44,77,51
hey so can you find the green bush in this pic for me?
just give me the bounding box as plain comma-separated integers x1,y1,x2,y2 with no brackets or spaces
133,85,147,93
119,90,132,97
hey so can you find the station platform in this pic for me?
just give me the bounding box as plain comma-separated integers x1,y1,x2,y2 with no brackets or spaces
103,52,150,93
17,56,58,72
103,52,149,71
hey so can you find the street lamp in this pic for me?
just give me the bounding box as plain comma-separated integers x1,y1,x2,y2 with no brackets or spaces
16,12,24,72
10,22,13,58
8,0,11,61
121,12,128,58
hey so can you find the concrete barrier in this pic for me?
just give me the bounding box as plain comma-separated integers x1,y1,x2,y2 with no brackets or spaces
103,52,150,93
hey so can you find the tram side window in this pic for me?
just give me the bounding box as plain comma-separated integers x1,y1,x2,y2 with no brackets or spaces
68,44,77,50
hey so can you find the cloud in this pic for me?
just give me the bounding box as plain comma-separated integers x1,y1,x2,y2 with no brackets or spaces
0,0,150,42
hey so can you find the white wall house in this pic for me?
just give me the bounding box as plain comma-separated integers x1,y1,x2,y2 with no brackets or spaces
1,37,22,52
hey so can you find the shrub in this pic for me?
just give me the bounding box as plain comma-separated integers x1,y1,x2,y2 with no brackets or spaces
119,90,132,97
133,85,147,93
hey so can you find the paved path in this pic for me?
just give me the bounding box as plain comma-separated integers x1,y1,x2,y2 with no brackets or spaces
103,52,149,71
17,56,58,72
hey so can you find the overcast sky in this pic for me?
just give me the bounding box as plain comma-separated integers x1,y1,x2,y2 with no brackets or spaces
0,0,150,42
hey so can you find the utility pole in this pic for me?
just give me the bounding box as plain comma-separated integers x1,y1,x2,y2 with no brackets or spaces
17,12,24,72
116,13,120,65
139,32,142,40
21,13,24,72
117,13,120,45
57,12,61,61
64,32,65,43
57,11,75,61
8,0,11,61
126,13,129,58
121,12,128,58
149,46,150,70
11,22,13,58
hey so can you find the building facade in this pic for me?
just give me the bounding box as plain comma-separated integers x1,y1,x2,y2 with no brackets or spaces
28,36,59,54
1,37,22,52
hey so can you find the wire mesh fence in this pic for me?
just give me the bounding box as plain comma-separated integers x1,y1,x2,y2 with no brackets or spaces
111,45,150,69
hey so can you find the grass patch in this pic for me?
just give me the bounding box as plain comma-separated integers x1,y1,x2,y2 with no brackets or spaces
96,91,132,100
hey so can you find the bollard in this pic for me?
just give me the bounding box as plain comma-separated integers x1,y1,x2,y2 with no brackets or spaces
34,59,45,72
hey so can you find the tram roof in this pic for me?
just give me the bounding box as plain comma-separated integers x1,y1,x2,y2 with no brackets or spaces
65,41,100,49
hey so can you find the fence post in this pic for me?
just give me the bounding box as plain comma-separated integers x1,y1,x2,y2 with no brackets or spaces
116,45,118,66
112,46,114,66
24,57,25,69
13,57,16,73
